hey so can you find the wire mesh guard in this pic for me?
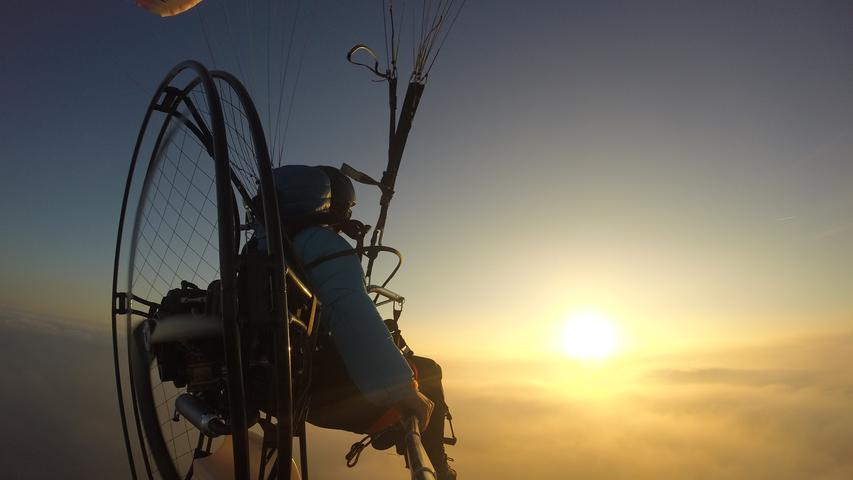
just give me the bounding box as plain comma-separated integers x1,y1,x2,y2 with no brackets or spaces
131,78,262,303
125,73,265,479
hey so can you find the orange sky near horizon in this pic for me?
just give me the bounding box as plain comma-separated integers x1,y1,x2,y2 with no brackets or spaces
302,327,853,479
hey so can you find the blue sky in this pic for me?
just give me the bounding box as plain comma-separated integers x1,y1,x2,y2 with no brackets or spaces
2,0,853,351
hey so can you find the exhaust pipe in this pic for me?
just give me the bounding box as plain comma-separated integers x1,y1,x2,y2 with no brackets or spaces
175,393,230,437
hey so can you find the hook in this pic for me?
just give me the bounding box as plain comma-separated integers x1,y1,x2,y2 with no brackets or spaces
347,44,391,80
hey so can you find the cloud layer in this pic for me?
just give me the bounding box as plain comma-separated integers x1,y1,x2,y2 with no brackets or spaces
0,310,128,478
3,310,852,479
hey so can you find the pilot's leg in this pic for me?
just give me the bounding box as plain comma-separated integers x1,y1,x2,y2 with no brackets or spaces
408,356,456,480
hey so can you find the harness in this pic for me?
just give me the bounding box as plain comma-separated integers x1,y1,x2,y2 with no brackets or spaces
286,214,403,277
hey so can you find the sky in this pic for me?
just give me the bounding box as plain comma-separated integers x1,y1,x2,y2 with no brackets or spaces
2,0,853,478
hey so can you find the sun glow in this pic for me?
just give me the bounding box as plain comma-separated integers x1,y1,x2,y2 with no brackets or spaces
559,309,620,360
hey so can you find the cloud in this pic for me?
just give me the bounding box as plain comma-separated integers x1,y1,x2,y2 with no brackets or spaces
0,315,128,479
647,367,816,389
404,331,853,479
0,306,107,341
4,312,853,479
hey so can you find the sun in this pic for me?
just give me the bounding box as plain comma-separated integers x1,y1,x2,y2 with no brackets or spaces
559,309,620,360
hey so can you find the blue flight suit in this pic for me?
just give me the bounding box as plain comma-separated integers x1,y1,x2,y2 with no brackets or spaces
292,225,415,407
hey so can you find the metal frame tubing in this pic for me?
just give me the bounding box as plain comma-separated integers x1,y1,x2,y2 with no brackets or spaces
211,70,293,480
111,60,251,480
404,417,437,480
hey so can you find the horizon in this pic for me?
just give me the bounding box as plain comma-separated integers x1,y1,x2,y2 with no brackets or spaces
3,0,853,478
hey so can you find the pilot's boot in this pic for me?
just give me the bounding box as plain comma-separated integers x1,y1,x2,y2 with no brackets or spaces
422,413,457,480
433,455,457,480
411,357,458,480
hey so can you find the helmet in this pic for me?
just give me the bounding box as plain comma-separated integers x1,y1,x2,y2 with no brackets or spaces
318,166,356,219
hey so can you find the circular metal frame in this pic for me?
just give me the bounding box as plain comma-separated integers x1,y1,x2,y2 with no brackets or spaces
110,61,292,480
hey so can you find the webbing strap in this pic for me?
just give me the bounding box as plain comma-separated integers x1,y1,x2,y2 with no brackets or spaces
303,245,401,271
302,248,362,270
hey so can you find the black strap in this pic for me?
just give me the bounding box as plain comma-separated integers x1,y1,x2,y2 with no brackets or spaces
444,411,458,446
286,214,368,237
303,245,402,271
303,248,361,270
339,219,371,246
346,434,372,467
